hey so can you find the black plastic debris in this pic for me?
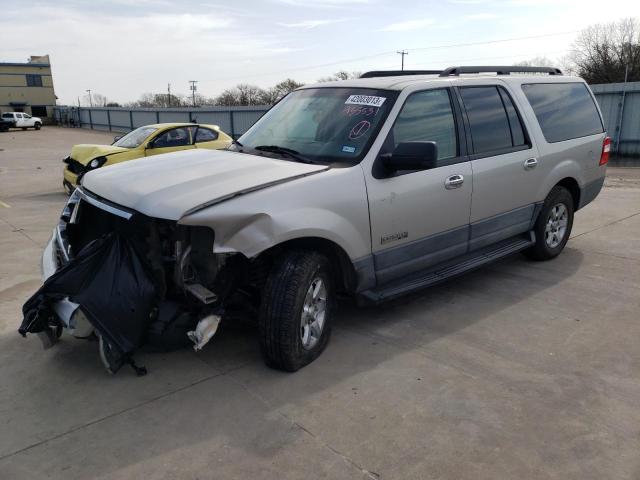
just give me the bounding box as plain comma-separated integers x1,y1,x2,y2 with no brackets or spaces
20,232,159,374
144,300,198,352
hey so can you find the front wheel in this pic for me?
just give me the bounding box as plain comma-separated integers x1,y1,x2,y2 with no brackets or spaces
524,186,574,261
34,123,41,130
259,250,334,371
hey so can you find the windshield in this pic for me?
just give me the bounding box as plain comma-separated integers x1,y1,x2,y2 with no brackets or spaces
113,126,158,148
237,87,397,164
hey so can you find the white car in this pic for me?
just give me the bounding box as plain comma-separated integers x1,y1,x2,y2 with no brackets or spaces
1,111,43,130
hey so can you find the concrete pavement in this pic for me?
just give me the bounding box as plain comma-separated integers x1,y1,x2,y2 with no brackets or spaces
1,127,639,479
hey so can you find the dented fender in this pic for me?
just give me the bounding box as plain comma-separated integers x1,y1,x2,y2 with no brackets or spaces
178,165,372,261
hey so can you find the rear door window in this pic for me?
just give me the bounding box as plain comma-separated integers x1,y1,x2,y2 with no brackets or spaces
498,89,526,147
521,82,604,143
460,86,520,155
195,127,218,143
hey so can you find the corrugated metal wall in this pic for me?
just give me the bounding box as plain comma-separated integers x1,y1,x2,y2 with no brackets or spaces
53,105,270,139
591,81,640,161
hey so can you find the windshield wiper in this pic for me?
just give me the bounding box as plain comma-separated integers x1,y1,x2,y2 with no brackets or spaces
254,145,314,164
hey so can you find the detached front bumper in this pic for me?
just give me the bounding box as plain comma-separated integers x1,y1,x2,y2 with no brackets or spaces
40,230,94,338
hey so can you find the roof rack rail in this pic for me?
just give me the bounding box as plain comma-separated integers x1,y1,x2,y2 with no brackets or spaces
360,70,443,78
439,66,563,77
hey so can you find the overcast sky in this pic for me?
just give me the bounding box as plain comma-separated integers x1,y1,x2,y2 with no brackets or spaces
2,0,639,104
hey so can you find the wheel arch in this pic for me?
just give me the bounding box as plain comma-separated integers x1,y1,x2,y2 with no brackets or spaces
555,177,581,211
255,236,358,294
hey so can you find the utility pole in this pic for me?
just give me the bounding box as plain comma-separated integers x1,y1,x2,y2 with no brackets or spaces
86,89,93,107
167,83,171,108
189,80,198,107
397,50,408,71
614,64,629,156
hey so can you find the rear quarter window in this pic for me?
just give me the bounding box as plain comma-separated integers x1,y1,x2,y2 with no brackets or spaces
522,82,603,143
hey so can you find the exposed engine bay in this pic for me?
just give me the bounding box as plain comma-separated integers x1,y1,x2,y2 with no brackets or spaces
19,188,263,375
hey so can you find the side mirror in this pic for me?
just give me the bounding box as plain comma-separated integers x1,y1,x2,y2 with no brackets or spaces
382,141,438,171
112,135,122,144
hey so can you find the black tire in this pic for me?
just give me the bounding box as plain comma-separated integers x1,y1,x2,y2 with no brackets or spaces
259,250,334,372
524,186,574,261
34,123,41,130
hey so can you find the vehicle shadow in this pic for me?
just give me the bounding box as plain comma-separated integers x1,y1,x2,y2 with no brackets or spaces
1,247,586,476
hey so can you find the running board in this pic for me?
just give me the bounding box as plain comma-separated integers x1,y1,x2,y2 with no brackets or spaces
359,232,535,304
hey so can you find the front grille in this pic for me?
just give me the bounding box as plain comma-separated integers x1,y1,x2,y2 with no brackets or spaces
65,158,85,175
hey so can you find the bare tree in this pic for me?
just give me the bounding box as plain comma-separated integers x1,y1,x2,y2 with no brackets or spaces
317,71,361,82
91,93,109,107
259,78,305,104
569,18,640,83
514,57,556,68
214,84,267,106
125,92,190,108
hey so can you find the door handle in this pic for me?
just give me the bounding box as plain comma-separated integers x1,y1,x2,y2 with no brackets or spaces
524,158,538,170
444,174,464,189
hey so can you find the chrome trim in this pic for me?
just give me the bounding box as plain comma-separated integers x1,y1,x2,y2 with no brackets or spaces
41,230,58,281
55,225,70,263
75,187,133,220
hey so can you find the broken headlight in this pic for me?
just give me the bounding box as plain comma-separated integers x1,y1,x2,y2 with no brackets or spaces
87,156,107,170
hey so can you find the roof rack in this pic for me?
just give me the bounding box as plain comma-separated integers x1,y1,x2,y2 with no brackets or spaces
360,70,442,78
439,66,563,77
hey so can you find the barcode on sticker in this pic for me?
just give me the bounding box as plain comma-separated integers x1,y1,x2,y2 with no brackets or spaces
345,95,386,107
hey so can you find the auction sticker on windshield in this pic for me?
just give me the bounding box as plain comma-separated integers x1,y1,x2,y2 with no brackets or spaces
345,95,386,107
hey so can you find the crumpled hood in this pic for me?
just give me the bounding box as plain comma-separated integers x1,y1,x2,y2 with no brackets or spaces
70,144,129,164
82,149,329,220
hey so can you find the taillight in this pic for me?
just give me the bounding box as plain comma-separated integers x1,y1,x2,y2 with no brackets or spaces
599,136,611,166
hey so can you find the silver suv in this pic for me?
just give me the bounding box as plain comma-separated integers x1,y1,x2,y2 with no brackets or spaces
22,66,609,374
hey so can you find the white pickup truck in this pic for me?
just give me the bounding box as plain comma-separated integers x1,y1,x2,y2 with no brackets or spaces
0,112,42,131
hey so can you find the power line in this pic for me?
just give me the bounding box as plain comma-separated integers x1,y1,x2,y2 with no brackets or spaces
208,29,579,84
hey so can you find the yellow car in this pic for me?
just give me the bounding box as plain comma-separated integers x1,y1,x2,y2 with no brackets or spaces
62,123,232,193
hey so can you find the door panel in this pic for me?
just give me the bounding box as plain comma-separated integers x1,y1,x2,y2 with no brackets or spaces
458,85,541,247
469,148,541,223
366,88,473,285
368,162,473,284
145,126,196,157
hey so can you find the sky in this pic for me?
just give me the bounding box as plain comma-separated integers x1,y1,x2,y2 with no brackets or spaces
2,0,639,105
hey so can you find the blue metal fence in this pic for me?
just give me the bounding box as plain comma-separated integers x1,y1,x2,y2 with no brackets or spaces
53,105,270,139
591,81,640,162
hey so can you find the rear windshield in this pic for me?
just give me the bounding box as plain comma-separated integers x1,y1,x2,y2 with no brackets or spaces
2,113,13,118
521,82,603,143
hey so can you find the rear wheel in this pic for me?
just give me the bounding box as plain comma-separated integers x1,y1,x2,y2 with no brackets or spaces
524,186,574,261
258,250,334,371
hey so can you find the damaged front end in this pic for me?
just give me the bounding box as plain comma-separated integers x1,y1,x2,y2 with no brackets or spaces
20,187,251,374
